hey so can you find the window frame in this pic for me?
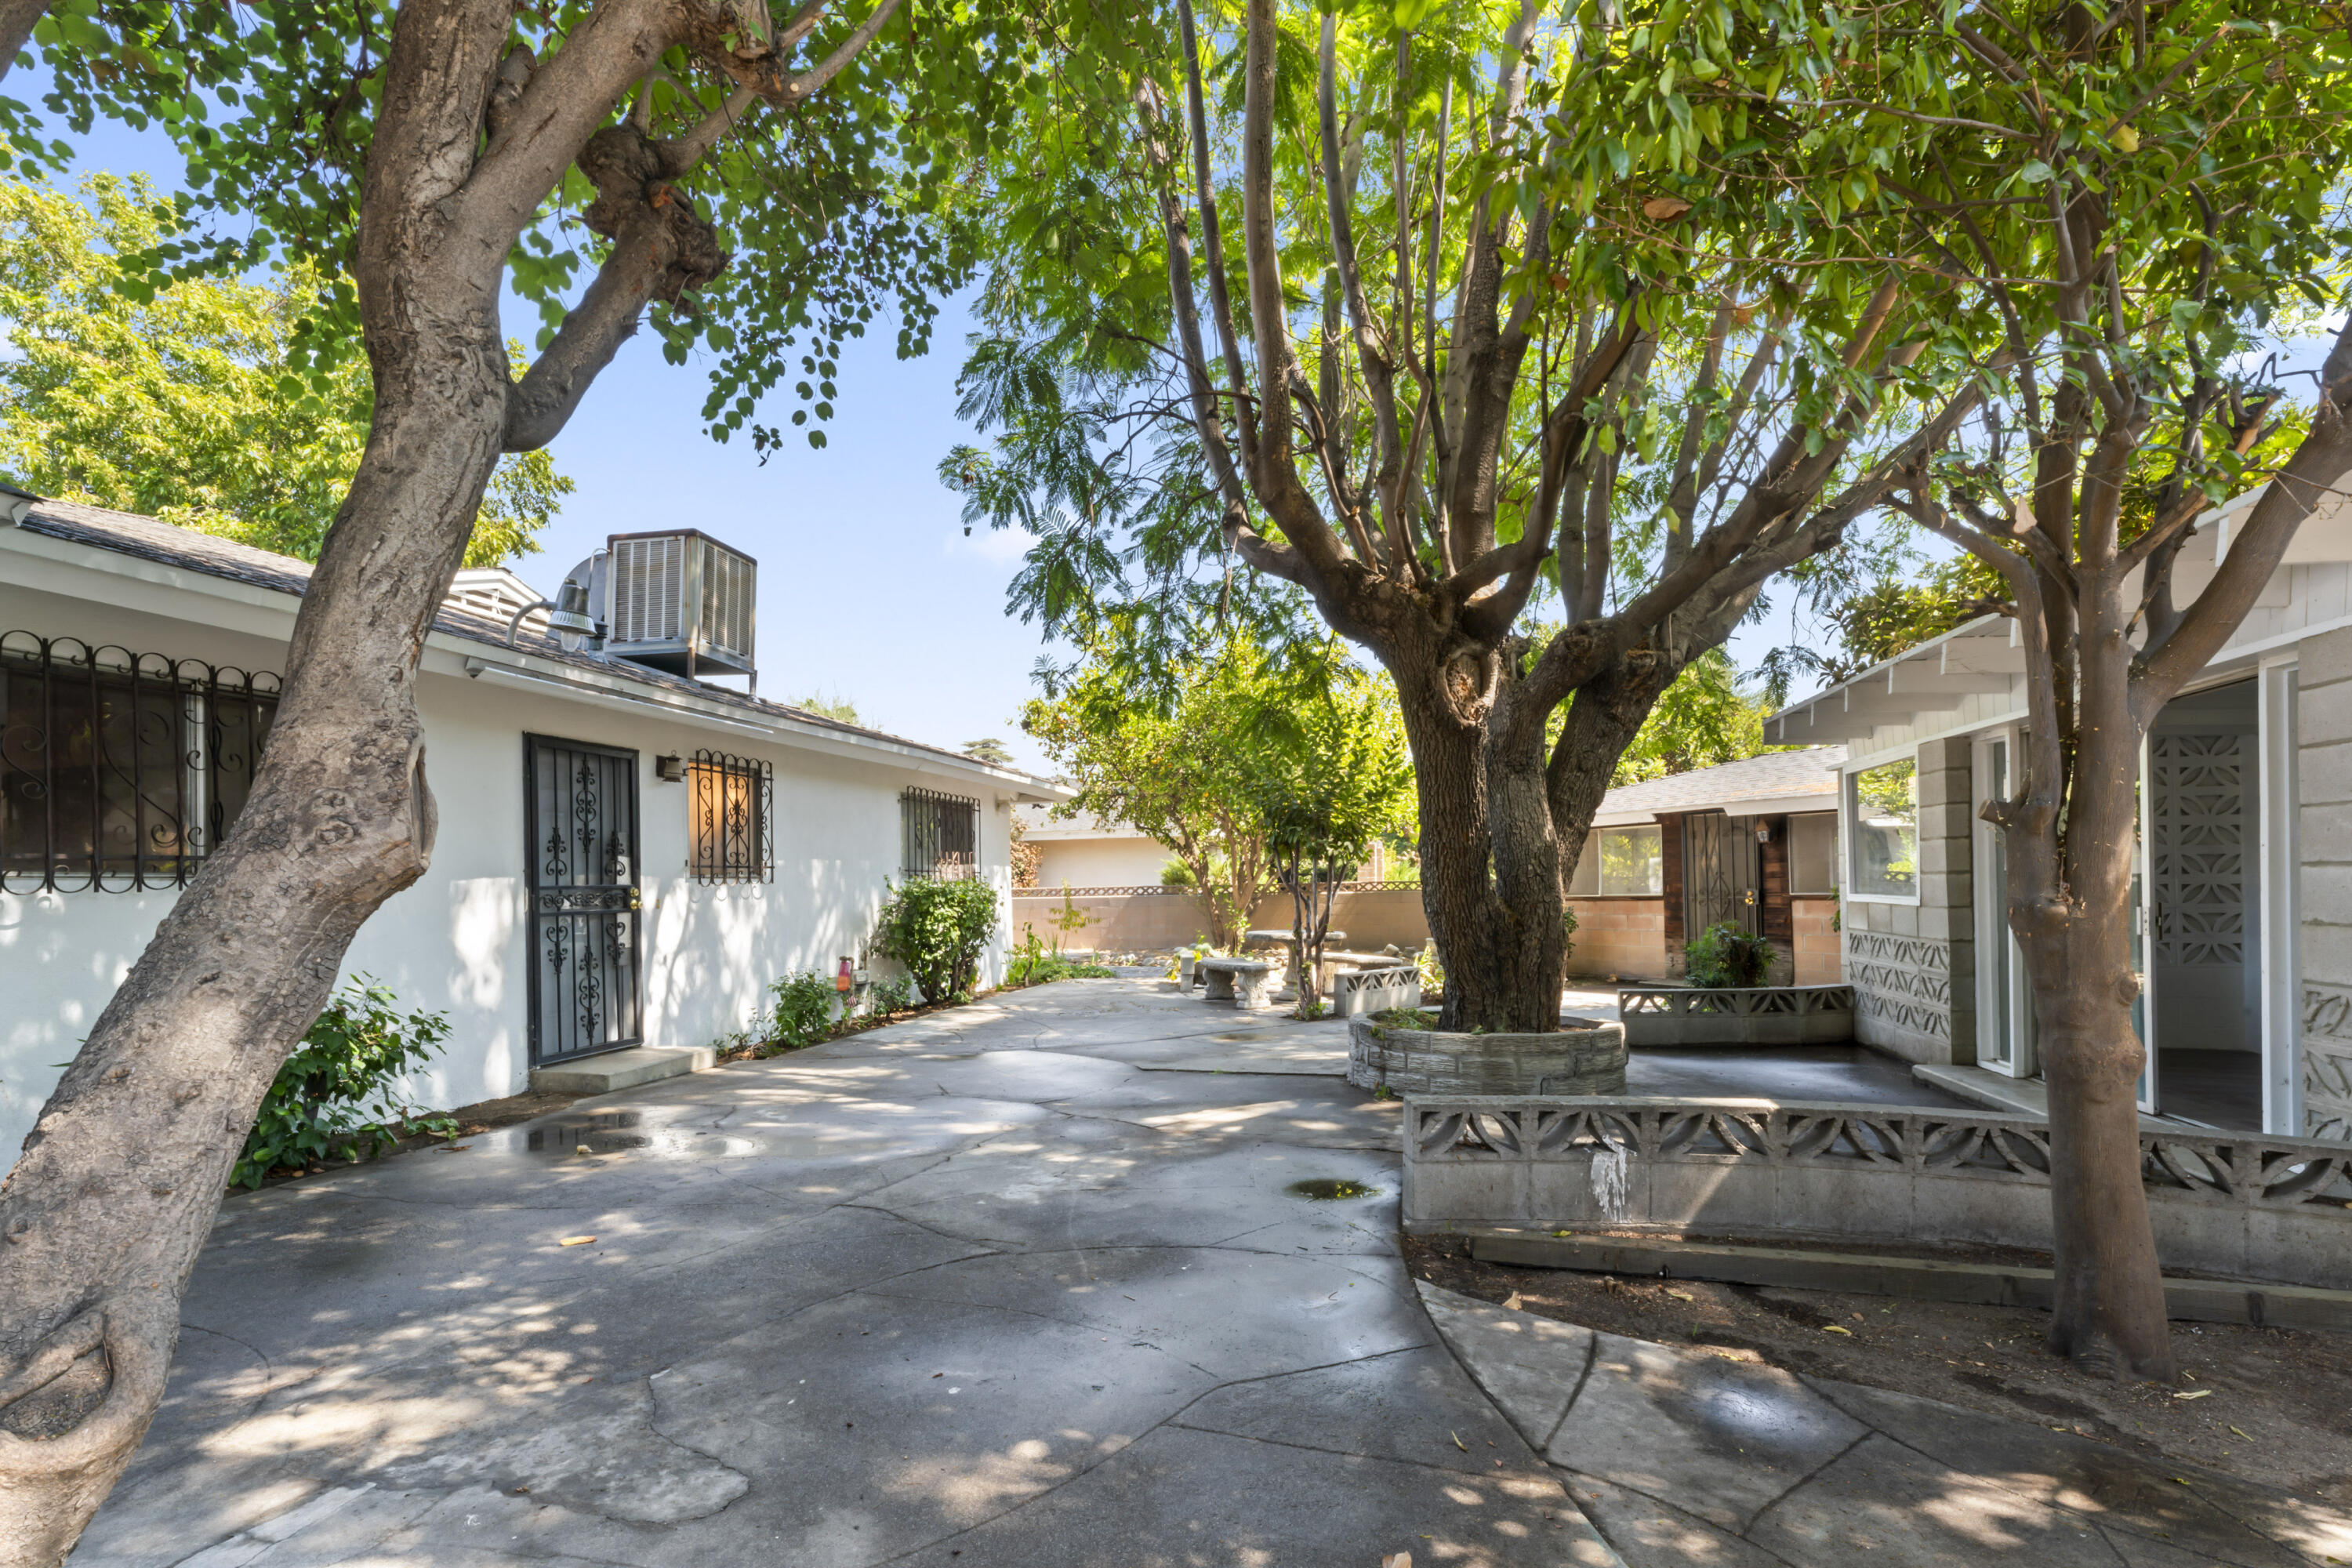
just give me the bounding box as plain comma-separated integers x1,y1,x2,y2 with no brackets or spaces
1,630,279,894
687,749,774,884
1570,822,1664,898
1844,752,1922,905
900,786,981,880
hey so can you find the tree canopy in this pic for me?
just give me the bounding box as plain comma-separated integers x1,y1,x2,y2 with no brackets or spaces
0,169,568,565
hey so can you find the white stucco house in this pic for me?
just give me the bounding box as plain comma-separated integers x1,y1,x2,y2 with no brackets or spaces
0,490,1063,1156
1767,481,2352,1141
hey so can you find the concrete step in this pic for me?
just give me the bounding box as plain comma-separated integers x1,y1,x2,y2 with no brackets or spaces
1466,1229,2352,1331
1912,1062,2193,1131
529,1045,716,1095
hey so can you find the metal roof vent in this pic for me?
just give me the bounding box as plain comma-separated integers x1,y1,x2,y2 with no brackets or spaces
601,529,757,684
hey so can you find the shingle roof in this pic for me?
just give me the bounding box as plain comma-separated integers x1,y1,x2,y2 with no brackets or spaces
9,493,1038,782
1596,746,1846,818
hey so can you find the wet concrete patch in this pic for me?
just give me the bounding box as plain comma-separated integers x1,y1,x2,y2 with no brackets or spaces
1287,1178,1382,1200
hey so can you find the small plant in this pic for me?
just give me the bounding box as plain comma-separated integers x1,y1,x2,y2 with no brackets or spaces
232,977,456,1189
1049,883,1096,954
1370,1006,1437,1031
1685,921,1778,988
766,971,837,1050
869,975,915,1014
1010,928,1047,984
1414,940,1445,996
1561,902,1578,965
874,875,1000,1004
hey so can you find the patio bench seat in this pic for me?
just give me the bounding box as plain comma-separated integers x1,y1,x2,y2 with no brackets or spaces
1198,957,1277,1007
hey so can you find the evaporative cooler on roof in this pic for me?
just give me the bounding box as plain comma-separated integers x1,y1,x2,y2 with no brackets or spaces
603,530,757,682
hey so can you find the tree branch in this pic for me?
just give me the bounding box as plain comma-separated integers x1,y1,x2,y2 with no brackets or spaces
2137,314,2352,703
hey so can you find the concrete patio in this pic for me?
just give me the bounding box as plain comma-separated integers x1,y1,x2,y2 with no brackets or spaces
67,978,2350,1566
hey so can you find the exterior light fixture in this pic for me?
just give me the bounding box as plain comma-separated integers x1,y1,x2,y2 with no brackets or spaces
1754,821,1773,844
655,754,685,782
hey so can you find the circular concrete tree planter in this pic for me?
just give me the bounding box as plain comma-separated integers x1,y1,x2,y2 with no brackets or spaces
1348,1014,1627,1096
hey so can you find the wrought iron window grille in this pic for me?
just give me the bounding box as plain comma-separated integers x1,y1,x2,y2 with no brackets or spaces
900,786,979,880
688,749,773,884
0,630,281,894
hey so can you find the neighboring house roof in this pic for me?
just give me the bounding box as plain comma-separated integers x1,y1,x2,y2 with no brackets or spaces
1590,746,1846,826
2,489,1067,800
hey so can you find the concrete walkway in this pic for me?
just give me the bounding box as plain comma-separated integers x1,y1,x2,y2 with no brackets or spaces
67,978,2350,1566
1425,1286,2352,1566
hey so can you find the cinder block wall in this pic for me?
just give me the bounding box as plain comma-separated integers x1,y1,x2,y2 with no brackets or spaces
2299,625,2352,1140
1791,895,1842,985
1843,736,1976,1063
1566,896,1669,981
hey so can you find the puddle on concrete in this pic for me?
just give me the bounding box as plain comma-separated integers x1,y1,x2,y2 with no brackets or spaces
1287,1178,1382,1200
495,1112,881,1160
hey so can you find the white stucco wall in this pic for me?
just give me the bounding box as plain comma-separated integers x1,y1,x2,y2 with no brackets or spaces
0,561,1022,1158
1029,836,1174,888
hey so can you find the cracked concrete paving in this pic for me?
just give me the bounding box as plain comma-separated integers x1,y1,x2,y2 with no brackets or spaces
1422,1284,2352,1567
82,975,2340,1568
71,980,1617,1568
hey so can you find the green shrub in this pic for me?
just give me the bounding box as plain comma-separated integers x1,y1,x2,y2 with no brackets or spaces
869,975,914,1014
766,971,837,1049
1685,921,1778,988
1160,859,1196,888
232,977,456,1189
875,876,1000,1004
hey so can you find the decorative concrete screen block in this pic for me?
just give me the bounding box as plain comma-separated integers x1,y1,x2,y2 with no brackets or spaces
1199,958,1276,1007
1330,965,1421,1018
2304,982,2352,1142
1399,1096,2352,1294
1618,985,1855,1046
1348,1016,1627,1096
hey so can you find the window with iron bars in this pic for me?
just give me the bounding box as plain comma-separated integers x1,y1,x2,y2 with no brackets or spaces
1,631,281,893
688,749,772,884
900,787,979,880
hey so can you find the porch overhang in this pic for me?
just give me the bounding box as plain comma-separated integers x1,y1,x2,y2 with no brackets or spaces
1764,613,2024,749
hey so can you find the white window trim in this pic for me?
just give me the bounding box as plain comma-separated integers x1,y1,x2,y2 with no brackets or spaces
1571,823,1665,898
1845,751,1922,906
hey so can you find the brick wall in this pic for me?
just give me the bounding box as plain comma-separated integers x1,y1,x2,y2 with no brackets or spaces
1566,896,1670,981
1791,895,1842,986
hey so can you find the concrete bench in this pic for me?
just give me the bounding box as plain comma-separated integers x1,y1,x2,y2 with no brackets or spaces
1330,964,1421,1018
1199,957,1276,1007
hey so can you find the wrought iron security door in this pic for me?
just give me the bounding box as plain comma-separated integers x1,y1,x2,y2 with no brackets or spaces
1685,811,1759,938
525,735,643,1065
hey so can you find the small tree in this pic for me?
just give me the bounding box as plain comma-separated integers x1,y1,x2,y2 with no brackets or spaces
1249,683,1415,1017
1762,0,2352,1380
1024,626,1339,948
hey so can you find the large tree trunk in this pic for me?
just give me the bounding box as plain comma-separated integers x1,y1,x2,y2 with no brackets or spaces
2013,568,2176,1381
1391,649,1563,1033
0,3,516,1557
